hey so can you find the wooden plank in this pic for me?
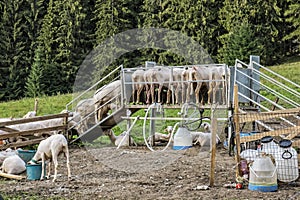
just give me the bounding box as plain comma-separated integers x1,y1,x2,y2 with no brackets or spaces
0,125,67,140
0,127,20,132
0,138,45,150
240,125,300,143
233,85,241,178
0,113,68,127
209,116,217,187
239,107,300,123
293,140,300,148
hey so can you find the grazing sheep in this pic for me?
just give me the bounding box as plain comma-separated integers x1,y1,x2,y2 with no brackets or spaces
1,155,26,175
28,134,71,182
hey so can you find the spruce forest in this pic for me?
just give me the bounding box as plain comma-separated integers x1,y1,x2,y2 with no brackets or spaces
0,0,299,102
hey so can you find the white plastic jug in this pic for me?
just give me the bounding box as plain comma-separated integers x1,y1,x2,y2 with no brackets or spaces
173,127,193,150
248,155,277,192
276,139,299,182
261,136,278,158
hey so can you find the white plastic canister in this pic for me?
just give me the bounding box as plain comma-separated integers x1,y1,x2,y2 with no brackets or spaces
173,127,193,150
276,139,299,182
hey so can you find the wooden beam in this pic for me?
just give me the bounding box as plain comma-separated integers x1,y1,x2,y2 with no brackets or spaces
0,125,67,140
0,138,45,150
233,85,241,178
209,115,217,187
0,127,20,132
239,107,300,123
240,125,300,143
0,113,68,127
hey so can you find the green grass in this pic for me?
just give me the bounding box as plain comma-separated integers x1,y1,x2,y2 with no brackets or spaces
0,94,73,118
260,56,300,109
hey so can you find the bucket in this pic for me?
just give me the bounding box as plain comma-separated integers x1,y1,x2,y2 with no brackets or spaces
26,163,45,180
17,150,36,163
248,156,277,192
173,127,193,150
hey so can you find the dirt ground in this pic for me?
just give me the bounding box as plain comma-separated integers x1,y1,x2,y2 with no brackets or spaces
0,145,299,200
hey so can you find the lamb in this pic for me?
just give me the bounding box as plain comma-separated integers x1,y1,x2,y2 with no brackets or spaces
28,134,71,182
1,155,26,175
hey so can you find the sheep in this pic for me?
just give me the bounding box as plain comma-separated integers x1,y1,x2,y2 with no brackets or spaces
1,155,26,175
22,111,36,118
94,80,121,122
28,134,71,182
142,66,172,104
131,69,146,104
73,98,95,134
105,130,136,147
0,148,16,165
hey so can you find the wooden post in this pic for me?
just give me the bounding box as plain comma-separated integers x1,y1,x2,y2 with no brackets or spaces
233,84,241,177
209,111,217,187
34,98,39,115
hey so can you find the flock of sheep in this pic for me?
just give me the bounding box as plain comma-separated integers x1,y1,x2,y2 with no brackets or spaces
130,65,228,105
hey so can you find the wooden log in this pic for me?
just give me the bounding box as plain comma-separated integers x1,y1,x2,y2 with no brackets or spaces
0,172,26,180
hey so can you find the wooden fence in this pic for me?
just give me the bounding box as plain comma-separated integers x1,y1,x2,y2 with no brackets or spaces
0,113,68,150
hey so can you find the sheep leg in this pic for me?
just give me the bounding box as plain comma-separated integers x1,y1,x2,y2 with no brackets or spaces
40,153,46,180
52,151,58,182
47,161,51,179
64,146,71,181
132,84,136,104
150,83,155,104
136,85,143,104
194,82,202,104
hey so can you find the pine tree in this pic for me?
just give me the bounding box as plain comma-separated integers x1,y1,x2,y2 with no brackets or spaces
0,0,32,100
284,0,300,53
218,22,262,66
25,45,45,97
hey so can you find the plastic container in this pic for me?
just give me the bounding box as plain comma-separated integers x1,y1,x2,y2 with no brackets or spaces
17,150,36,163
173,127,193,150
26,163,45,180
276,139,299,182
261,136,278,158
248,156,278,192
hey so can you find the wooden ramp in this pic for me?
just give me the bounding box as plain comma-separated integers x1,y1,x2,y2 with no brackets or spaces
70,107,139,143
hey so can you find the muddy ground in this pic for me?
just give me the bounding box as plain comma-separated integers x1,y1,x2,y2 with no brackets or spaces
0,145,299,200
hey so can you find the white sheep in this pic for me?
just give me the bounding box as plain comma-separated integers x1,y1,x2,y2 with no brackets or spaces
105,130,136,147
28,134,71,182
1,155,26,175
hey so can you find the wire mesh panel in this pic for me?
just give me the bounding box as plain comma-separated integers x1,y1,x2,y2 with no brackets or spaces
235,108,300,183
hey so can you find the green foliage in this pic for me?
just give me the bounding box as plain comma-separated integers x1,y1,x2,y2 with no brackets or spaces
218,22,262,66
0,0,299,101
284,0,300,52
